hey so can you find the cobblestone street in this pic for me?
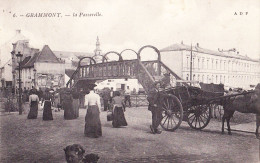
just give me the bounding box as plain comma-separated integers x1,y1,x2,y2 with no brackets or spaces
0,106,259,163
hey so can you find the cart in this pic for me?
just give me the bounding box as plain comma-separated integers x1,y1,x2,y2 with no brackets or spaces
155,84,224,131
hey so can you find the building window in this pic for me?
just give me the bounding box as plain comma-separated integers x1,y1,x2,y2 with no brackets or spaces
212,59,214,69
198,74,200,82
193,74,195,80
216,61,218,70
202,58,204,69
207,59,209,69
216,75,218,83
186,74,189,80
207,75,209,83
202,75,204,83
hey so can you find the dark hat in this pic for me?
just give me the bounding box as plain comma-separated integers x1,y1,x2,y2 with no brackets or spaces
164,72,170,76
31,89,37,94
88,84,97,90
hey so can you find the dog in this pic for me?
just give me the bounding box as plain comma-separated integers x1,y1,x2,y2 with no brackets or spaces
64,144,99,163
83,153,100,163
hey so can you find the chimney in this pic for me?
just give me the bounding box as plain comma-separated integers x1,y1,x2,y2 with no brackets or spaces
237,52,239,55
16,30,21,34
196,43,199,47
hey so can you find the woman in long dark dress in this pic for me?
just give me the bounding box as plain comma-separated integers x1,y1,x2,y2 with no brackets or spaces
43,89,53,120
112,91,127,128
27,89,39,119
63,90,75,120
84,85,102,138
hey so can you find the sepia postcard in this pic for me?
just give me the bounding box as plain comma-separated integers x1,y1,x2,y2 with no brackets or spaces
0,0,259,162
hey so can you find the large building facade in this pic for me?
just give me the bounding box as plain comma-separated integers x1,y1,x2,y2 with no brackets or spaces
160,42,260,89
19,45,65,90
0,30,29,88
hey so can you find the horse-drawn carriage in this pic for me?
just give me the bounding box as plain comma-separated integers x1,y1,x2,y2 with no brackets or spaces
151,82,224,131
152,81,258,133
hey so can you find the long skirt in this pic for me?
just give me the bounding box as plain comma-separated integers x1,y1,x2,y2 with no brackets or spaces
64,100,75,120
112,106,127,128
43,101,53,120
84,105,102,138
27,101,38,119
72,99,79,118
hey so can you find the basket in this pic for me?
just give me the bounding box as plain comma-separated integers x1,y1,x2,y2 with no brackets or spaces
107,111,113,121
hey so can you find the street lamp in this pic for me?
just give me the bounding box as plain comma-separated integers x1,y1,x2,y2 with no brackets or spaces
33,69,37,88
15,51,23,115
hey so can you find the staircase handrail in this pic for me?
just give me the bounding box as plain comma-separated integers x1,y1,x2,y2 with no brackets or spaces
66,67,80,88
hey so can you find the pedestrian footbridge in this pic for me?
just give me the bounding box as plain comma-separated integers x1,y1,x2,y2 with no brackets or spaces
67,45,186,93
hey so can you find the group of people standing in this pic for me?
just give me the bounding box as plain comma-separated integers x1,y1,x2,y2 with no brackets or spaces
84,85,128,138
26,84,161,139
27,88,54,120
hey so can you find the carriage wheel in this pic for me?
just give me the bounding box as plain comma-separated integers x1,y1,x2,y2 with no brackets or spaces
160,94,183,131
187,104,211,130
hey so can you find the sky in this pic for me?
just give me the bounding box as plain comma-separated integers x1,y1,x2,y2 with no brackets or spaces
0,0,259,62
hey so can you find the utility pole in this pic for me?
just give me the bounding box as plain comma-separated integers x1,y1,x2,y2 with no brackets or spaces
190,44,193,85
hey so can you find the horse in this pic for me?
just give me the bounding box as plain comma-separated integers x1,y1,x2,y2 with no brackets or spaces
221,86,260,138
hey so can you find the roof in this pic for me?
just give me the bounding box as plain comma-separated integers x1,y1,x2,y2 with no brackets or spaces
0,59,11,69
160,43,259,62
22,52,40,68
53,51,93,59
22,45,63,68
37,45,61,63
20,56,31,67
65,69,76,78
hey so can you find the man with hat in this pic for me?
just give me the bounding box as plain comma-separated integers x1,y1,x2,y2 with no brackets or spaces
154,72,171,89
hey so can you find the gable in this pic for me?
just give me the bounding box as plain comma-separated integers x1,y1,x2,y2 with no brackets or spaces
37,45,61,63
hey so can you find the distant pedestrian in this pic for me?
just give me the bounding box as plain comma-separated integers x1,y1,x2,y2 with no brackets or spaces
112,91,127,128
124,86,131,108
102,88,111,111
109,87,114,103
27,89,39,119
84,84,102,138
38,88,44,105
43,88,53,120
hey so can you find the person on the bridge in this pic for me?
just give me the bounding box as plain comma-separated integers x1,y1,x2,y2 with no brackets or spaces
112,91,127,128
84,84,102,138
124,86,131,108
42,88,54,121
147,90,163,134
27,89,39,119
